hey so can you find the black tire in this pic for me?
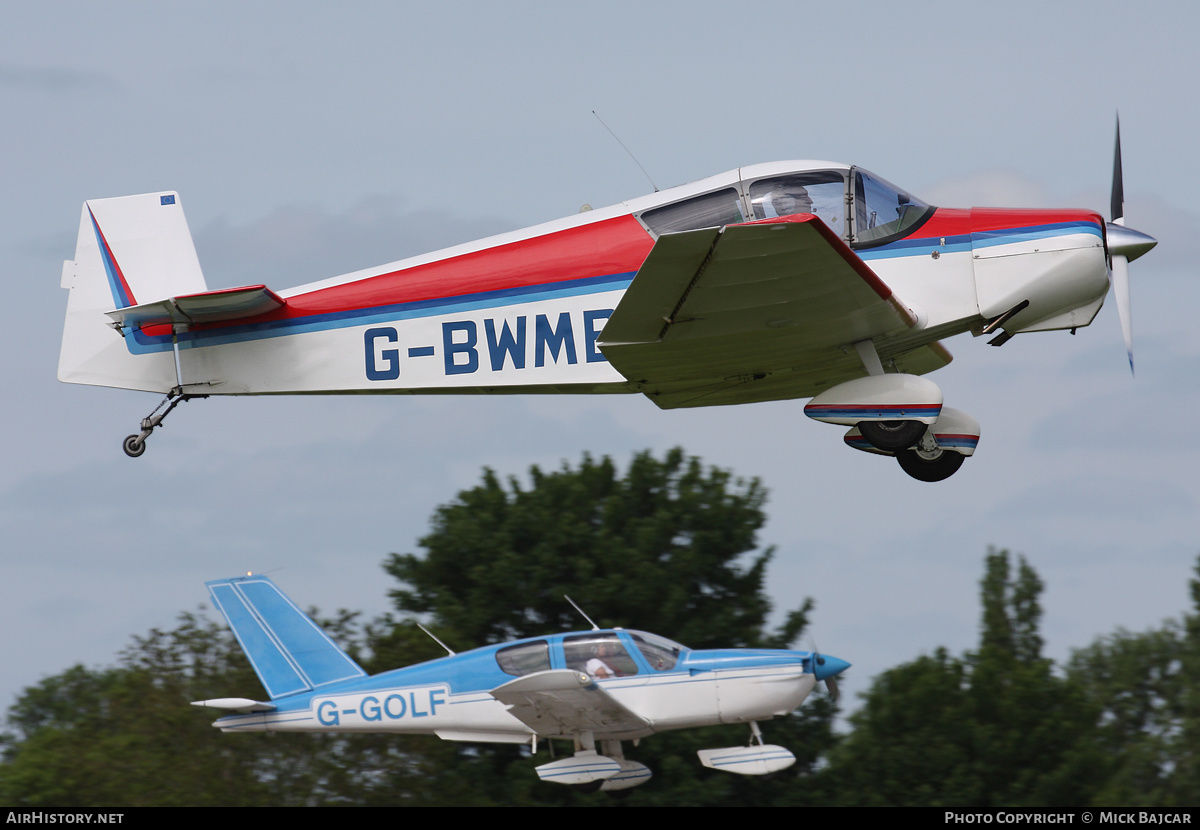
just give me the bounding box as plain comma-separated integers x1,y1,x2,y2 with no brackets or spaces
896,447,964,482
858,419,926,451
571,779,604,794
123,435,146,458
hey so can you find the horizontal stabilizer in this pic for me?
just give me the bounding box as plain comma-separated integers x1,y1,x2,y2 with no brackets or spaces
107,285,286,329
697,744,797,775
190,698,276,713
434,730,534,744
206,576,366,700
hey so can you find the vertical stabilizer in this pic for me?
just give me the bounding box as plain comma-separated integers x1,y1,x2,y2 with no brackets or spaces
59,192,208,392
207,576,367,700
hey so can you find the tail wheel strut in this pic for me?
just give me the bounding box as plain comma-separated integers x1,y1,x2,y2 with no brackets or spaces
121,387,206,458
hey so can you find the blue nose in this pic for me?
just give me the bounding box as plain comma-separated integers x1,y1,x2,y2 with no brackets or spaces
812,653,850,681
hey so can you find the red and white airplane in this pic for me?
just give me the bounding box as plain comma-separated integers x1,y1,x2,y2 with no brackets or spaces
58,129,1155,480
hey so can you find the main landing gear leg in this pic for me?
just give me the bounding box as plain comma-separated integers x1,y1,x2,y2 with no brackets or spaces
122,387,206,458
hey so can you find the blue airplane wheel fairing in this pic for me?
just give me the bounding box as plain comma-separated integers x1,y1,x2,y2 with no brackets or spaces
896,447,963,482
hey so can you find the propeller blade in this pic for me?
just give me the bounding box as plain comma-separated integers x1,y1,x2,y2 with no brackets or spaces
1106,113,1151,376
1110,254,1134,375
1111,114,1124,225
825,675,840,705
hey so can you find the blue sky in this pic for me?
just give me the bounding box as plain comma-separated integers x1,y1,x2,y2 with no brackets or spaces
3,1,1198,716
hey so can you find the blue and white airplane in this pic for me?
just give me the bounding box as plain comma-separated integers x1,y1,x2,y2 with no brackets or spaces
58,123,1154,480
193,575,849,791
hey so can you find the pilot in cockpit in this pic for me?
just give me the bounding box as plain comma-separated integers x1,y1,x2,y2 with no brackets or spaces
585,640,621,679
769,186,814,219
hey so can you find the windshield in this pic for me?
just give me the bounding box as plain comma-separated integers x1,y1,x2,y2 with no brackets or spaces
629,631,686,671
852,169,933,247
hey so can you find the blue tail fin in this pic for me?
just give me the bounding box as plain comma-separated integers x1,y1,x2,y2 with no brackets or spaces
206,576,366,700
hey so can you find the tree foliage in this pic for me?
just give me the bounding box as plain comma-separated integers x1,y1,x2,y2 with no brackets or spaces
378,448,827,806
7,445,1200,807
385,448,805,650
2,449,828,807
823,549,1101,808
1064,557,1200,807
0,613,334,807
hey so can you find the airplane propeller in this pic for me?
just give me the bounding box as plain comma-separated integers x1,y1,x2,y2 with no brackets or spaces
1106,115,1158,375
810,647,849,704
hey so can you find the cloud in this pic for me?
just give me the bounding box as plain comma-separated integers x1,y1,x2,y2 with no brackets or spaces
0,63,117,93
193,196,518,290
923,170,1056,209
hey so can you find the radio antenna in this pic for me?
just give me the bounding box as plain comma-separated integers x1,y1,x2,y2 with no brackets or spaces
593,110,658,192
415,621,456,656
564,594,601,631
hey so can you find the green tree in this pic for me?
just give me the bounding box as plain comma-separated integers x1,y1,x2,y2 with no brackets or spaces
1064,555,1200,808
1179,558,1200,801
1066,624,1184,806
823,548,1101,808
1,449,833,806
0,609,447,807
0,612,318,806
385,448,806,649
376,448,831,806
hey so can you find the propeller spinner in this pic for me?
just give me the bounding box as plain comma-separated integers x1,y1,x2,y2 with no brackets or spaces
811,650,850,704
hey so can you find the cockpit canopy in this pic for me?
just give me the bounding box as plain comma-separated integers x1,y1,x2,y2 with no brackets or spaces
637,164,933,249
494,630,688,679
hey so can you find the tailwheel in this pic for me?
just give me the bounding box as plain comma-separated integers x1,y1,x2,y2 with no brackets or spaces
119,387,207,459
896,445,964,482
122,434,147,458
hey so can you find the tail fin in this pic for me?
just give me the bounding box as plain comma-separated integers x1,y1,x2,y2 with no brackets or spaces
59,192,208,392
206,576,367,700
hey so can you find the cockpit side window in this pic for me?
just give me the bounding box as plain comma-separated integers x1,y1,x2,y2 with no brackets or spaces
495,640,551,677
852,169,934,248
563,634,639,679
748,172,847,239
639,188,745,235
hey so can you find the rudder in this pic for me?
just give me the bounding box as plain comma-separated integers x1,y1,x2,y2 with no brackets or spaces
207,575,367,700
59,192,208,392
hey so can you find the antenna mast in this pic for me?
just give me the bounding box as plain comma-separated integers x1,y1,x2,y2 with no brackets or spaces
593,110,659,192
564,594,601,631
